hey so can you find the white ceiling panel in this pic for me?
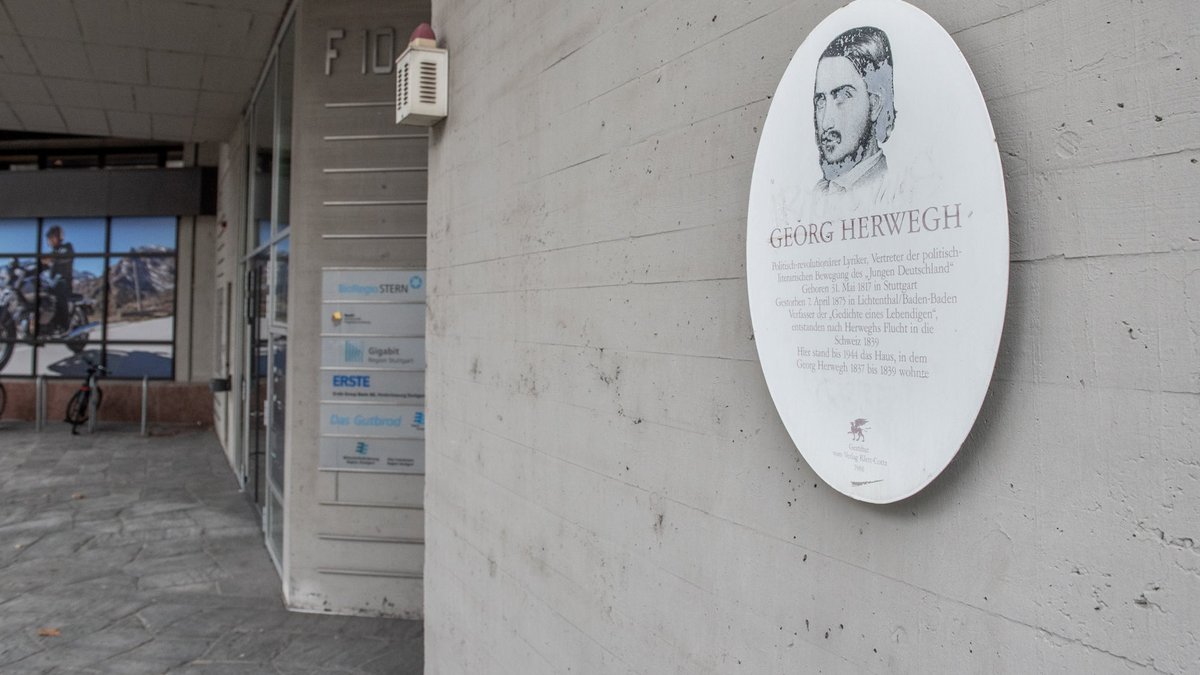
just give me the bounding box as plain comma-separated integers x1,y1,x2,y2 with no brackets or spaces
0,35,35,74
2,0,82,40
0,73,52,104
105,110,151,138
95,83,135,112
0,0,290,141
43,77,103,107
59,106,110,136
0,102,19,127
197,90,244,118
11,103,65,132
147,51,205,88
200,55,262,94
85,44,148,85
133,86,199,117
150,113,194,140
23,38,90,79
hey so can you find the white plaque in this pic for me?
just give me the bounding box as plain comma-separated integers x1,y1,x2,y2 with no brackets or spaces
321,302,425,336
321,268,426,303
320,436,426,473
319,370,425,403
320,336,425,370
746,0,1008,503
320,403,425,439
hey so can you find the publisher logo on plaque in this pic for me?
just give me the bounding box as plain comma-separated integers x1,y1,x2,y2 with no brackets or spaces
746,0,1009,503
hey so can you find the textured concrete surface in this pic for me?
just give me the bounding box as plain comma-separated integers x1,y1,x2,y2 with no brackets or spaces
0,423,422,674
424,0,1200,672
274,0,430,618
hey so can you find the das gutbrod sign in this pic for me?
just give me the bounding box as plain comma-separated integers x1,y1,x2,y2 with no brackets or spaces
746,0,1008,503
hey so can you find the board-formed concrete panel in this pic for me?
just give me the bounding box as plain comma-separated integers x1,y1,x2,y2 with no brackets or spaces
423,0,1200,672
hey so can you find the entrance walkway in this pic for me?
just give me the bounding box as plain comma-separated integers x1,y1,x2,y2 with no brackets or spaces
0,423,422,674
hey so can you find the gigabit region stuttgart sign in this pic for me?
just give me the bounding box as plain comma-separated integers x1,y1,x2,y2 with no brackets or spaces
746,0,1008,503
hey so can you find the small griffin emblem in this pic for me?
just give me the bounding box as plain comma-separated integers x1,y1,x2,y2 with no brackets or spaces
848,418,869,442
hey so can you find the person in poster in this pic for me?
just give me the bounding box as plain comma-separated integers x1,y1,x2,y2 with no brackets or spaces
811,26,897,203
41,225,74,333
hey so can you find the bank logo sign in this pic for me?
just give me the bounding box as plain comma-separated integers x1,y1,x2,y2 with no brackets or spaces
746,0,1008,504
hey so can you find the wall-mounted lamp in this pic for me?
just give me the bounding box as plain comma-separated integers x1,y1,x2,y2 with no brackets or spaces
395,23,447,126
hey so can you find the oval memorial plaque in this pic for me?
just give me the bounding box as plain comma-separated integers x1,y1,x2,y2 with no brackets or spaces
747,0,1008,503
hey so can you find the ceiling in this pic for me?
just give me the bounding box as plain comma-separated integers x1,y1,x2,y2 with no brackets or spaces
0,0,289,143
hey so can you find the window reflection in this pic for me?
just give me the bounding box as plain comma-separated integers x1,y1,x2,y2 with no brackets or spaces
0,217,178,379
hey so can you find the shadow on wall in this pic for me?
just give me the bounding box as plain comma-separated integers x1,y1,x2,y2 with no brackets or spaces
45,349,172,380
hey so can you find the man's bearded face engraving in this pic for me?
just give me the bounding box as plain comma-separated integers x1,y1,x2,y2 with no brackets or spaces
813,55,877,167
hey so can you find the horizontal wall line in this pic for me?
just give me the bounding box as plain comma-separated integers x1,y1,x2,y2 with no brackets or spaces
322,166,428,174
317,533,424,545
323,133,427,141
324,101,392,108
319,468,426,476
319,500,424,510
320,233,427,240
322,199,427,206
317,568,423,579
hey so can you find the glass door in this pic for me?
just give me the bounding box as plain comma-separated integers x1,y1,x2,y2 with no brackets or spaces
243,253,270,510
236,18,293,571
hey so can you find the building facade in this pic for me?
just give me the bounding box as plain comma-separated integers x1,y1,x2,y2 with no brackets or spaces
0,0,1197,671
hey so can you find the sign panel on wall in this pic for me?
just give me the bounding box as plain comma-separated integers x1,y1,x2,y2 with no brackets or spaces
319,268,426,473
746,0,1008,503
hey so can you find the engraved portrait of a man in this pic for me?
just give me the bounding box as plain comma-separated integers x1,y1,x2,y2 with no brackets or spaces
812,26,896,198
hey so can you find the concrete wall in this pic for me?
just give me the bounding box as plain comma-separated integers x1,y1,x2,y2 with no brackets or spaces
424,0,1200,672
212,123,248,468
283,0,430,617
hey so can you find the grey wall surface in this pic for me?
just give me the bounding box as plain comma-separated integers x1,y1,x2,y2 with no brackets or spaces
284,0,430,617
424,0,1200,672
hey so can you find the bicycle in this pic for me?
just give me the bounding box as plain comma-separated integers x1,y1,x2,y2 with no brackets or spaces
66,359,106,434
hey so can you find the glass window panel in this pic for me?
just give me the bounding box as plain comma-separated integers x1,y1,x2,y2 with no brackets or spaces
266,489,284,566
0,155,38,171
0,272,33,374
104,153,160,169
250,61,276,250
110,216,178,255
0,219,38,254
275,23,294,233
45,255,104,343
35,342,102,378
272,237,288,325
106,255,176,341
42,218,105,254
47,154,99,169
102,343,174,379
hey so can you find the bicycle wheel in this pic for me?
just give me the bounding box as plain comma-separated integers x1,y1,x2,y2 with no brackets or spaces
65,389,89,425
0,313,14,372
65,306,89,354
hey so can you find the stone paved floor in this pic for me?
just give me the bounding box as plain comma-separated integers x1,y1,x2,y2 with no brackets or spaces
0,422,422,674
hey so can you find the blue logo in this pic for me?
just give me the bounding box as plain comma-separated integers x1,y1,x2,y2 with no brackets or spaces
409,275,423,290
344,341,364,363
354,441,369,455
412,411,425,429
338,283,378,296
333,375,371,388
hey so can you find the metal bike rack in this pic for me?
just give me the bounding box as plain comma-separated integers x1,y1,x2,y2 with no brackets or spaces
34,376,45,431
86,380,98,434
140,376,149,436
